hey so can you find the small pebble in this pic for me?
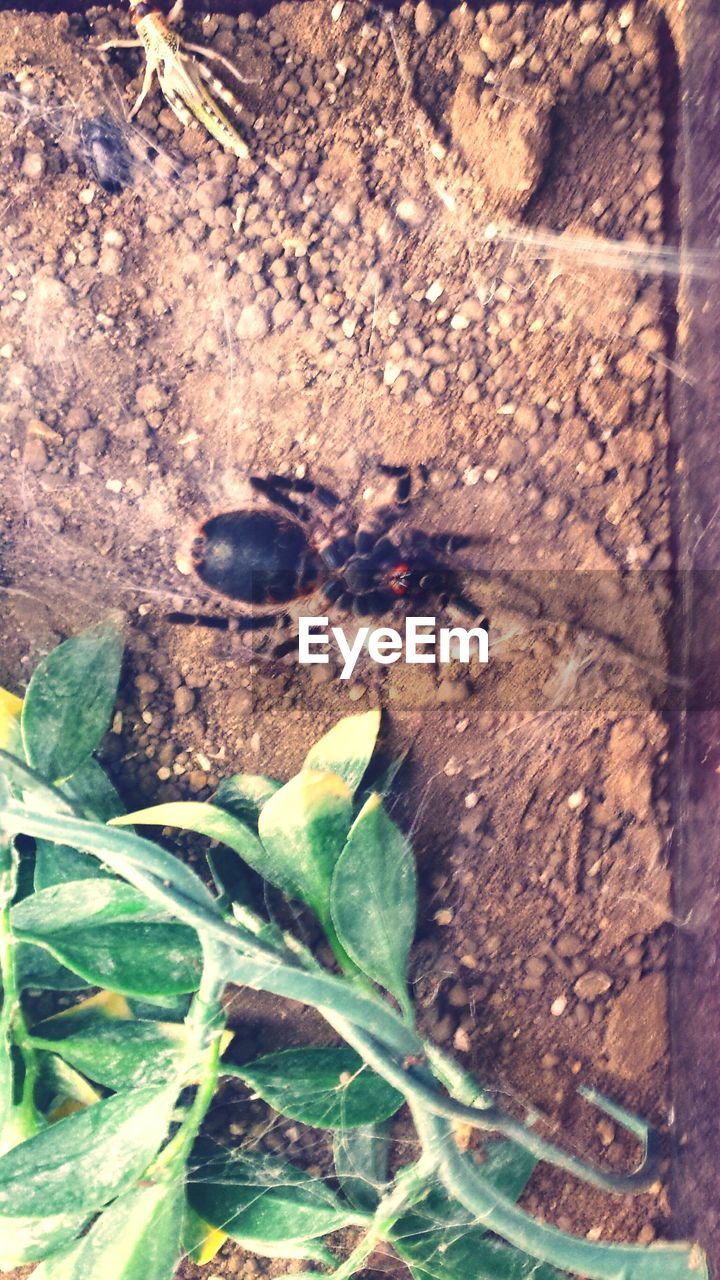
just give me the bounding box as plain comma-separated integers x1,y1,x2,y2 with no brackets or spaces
625,20,655,57
513,405,541,433
21,150,45,180
574,970,612,1001
596,1118,616,1146
236,304,269,341
174,685,196,714
23,437,48,471
556,932,583,958
135,672,159,693
396,198,425,226
415,0,438,37
447,982,469,1007
453,1026,471,1053
98,247,122,276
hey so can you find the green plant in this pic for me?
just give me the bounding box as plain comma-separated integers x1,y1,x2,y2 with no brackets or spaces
0,621,708,1280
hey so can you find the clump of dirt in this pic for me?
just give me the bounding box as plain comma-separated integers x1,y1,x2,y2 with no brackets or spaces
450,76,553,215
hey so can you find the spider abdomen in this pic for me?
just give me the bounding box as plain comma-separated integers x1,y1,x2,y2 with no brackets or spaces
193,510,321,605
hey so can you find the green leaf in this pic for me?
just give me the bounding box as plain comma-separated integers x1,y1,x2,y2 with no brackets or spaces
0,1205,91,1269
212,774,282,825
126,994,192,1022
14,878,183,935
392,1143,549,1280
304,708,381,792
30,809,220,913
30,1179,185,1280
34,842,113,890
206,844,265,913
331,794,416,1009
13,882,202,997
61,758,126,822
110,799,271,915
257,770,353,923
111,799,267,874
475,1139,539,1202
21,618,124,782
333,1122,390,1212
394,1141,537,1238
235,1047,403,1128
403,1235,565,1280
188,1140,357,1255
0,1085,176,1265
34,762,127,889
30,1014,187,1091
16,943,92,992
36,1052,103,1114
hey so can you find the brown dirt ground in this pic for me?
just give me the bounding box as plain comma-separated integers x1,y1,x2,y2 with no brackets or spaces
0,0,694,1276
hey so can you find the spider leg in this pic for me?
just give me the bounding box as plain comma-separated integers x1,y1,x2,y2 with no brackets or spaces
352,593,377,617
257,472,341,511
355,507,403,554
319,534,355,569
408,528,484,556
355,527,378,554
249,476,312,522
272,635,300,660
322,578,346,604
165,610,282,631
372,535,400,562
447,594,488,627
377,463,412,505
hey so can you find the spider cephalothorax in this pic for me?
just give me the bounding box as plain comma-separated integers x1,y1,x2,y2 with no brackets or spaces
168,466,486,656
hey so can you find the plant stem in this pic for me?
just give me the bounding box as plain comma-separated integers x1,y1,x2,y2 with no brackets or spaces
328,1160,433,1280
0,840,41,1142
412,1106,706,1280
151,948,226,1176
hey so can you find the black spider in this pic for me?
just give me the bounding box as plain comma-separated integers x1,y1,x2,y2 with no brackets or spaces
167,465,486,658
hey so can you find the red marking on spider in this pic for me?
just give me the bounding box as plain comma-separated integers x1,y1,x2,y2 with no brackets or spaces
388,563,411,596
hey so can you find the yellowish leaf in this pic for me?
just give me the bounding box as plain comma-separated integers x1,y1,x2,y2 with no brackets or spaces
48,1098,94,1123
42,989,133,1024
0,686,22,750
192,1220,228,1265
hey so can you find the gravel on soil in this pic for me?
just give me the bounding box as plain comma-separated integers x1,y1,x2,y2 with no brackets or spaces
0,0,683,1273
